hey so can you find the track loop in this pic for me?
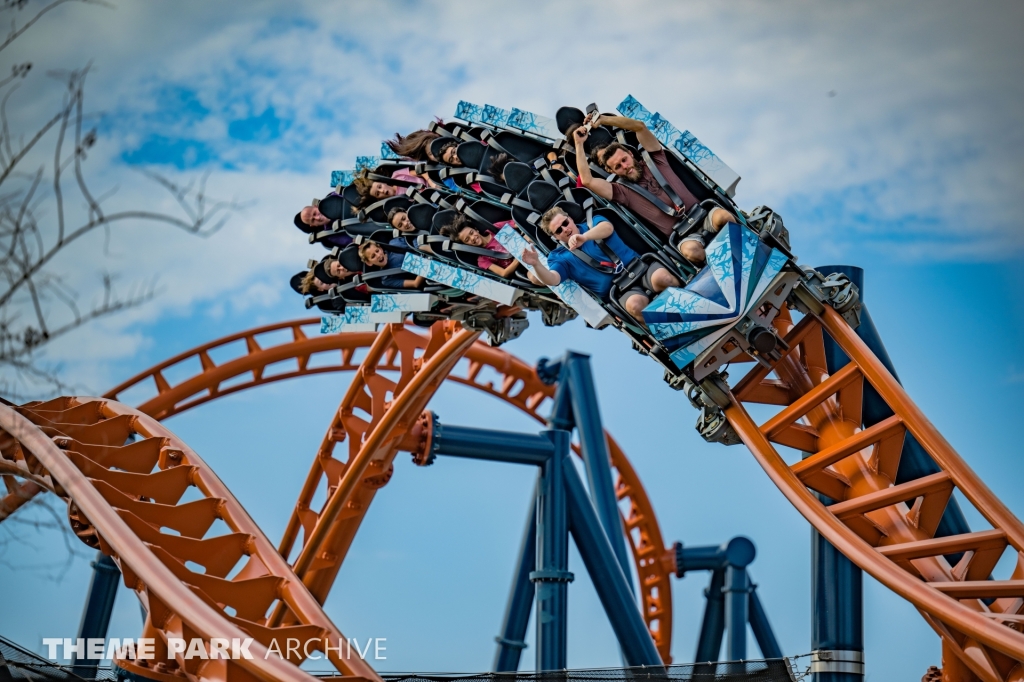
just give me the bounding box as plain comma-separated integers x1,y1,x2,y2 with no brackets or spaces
726,304,1024,681
1,319,675,664
0,397,380,682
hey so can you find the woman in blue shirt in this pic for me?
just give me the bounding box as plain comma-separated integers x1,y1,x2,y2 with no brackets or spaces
521,206,680,322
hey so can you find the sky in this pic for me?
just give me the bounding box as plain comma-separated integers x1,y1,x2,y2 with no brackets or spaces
1,1,1023,679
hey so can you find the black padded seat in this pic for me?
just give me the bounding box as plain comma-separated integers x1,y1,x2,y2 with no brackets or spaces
663,152,720,205
318,194,348,221
370,162,407,178
380,195,413,217
584,127,615,154
336,244,364,273
490,131,551,163
431,209,459,234
348,222,391,239
511,204,556,253
553,200,585,225
429,136,459,164
463,201,512,226
342,185,361,206
556,106,585,135
408,204,437,232
474,178,510,199
457,141,487,170
502,162,536,194
526,180,561,213
563,150,609,179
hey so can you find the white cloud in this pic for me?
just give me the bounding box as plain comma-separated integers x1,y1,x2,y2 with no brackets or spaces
5,0,1023,387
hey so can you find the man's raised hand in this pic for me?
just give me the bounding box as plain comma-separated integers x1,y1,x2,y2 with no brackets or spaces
521,246,540,266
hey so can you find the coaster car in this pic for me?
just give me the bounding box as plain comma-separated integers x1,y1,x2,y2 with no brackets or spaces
301,97,837,389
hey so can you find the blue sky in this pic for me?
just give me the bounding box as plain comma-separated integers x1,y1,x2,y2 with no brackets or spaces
1,1,1023,679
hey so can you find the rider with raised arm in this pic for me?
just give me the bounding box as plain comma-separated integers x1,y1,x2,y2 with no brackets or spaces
569,114,735,266
520,205,679,323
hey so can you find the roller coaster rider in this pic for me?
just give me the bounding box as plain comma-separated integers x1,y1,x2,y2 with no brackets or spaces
569,114,735,267
357,240,426,290
521,205,680,323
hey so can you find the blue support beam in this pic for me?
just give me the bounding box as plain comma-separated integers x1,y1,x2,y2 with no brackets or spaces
533,430,572,671
749,583,782,659
432,423,554,465
855,305,971,559
493,484,538,672
812,265,865,681
560,352,633,594
693,569,726,676
724,565,750,670
563,455,662,667
70,552,120,678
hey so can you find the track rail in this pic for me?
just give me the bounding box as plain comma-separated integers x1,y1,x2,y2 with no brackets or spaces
725,304,1024,681
2,319,674,663
270,322,674,661
0,397,378,682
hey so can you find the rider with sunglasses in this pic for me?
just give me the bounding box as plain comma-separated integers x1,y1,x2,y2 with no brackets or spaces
521,206,680,323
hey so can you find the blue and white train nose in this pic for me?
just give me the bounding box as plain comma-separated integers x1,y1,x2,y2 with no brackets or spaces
642,222,799,379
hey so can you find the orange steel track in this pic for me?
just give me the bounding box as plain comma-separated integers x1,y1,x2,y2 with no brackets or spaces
726,305,1024,681
0,397,379,682
3,300,1021,678
0,319,675,665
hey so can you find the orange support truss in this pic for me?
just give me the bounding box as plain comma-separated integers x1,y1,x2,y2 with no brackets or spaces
726,305,1024,681
0,319,675,675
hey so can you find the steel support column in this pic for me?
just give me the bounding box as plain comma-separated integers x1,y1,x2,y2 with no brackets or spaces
432,422,554,465
695,569,726,664
749,581,782,659
70,552,120,678
494,485,538,672
560,352,633,592
563,456,662,667
533,430,572,671
811,265,865,681
724,565,749,667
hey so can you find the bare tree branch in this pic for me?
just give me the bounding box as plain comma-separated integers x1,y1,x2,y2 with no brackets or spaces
0,4,238,403
0,0,111,55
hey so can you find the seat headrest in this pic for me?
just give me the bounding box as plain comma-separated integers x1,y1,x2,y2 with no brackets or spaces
556,106,586,135
429,136,458,162
467,201,512,226
555,200,585,225
584,127,615,154
318,194,347,221
337,245,363,273
381,195,413,215
289,271,307,294
457,141,486,169
511,205,556,252
432,209,459,234
342,184,361,207
408,204,437,232
347,221,390,238
526,180,561,213
503,162,535,194
313,259,338,285
492,131,551,163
